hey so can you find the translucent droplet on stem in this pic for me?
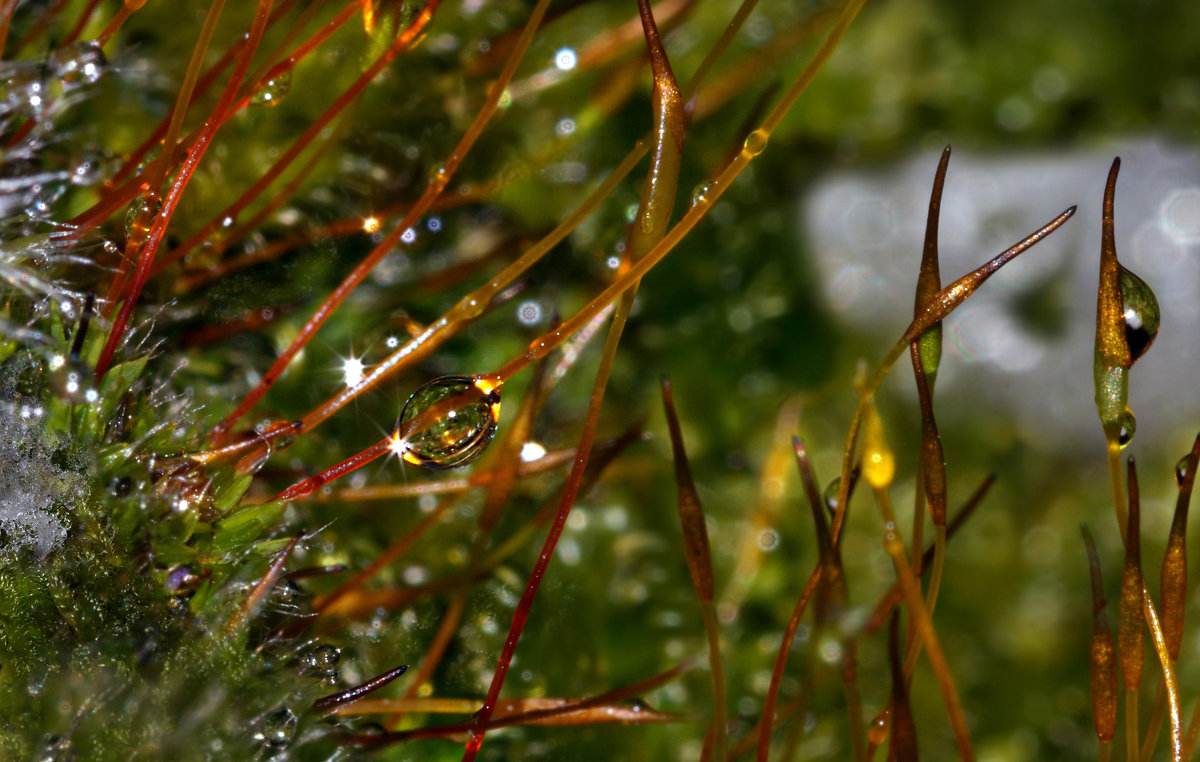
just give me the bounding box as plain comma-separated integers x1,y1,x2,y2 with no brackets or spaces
690,182,713,207
823,477,841,513
51,42,106,88
1118,266,1160,363
1118,408,1136,448
867,709,890,745
1175,454,1190,486
741,129,768,157
395,376,500,469
125,191,162,242
250,69,292,107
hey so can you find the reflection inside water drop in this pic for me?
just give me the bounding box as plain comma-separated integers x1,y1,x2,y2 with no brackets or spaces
394,375,500,469
1118,408,1136,448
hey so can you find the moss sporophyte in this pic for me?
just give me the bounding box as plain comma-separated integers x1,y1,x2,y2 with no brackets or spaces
0,0,1197,760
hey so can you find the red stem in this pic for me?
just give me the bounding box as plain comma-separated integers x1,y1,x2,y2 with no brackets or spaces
95,0,275,378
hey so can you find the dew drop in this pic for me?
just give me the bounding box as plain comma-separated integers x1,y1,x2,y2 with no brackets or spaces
125,191,162,242
867,709,891,745
250,69,291,107
430,163,450,186
1118,408,1136,448
70,151,109,186
1118,266,1160,364
823,477,841,514
298,643,341,682
396,376,500,469
50,357,94,404
690,182,713,207
252,706,297,750
1175,454,1190,486
741,129,768,157
51,41,106,88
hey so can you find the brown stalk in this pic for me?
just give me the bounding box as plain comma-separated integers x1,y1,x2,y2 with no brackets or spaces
1162,433,1200,661
1120,456,1144,759
793,436,864,761
661,376,726,760
887,611,919,761
1082,524,1118,747
313,664,408,712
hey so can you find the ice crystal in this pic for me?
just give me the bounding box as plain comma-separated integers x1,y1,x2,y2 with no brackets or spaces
0,396,81,559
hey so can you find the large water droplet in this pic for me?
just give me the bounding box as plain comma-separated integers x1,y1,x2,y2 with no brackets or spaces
690,182,713,207
396,376,500,469
250,69,291,107
1118,266,1160,364
51,42,106,89
1118,408,1136,448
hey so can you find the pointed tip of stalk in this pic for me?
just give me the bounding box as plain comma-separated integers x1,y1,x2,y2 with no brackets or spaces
917,143,950,316
1161,434,1199,659
792,436,833,558
660,376,715,603
314,664,410,712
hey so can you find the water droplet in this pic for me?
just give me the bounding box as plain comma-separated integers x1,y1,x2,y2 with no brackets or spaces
862,410,894,489
1175,454,1190,486
1118,266,1160,364
299,643,341,682
516,300,542,326
51,42,106,88
867,709,891,744
1118,408,1136,448
430,164,450,186
690,182,713,207
823,477,842,513
396,376,500,469
125,191,162,242
252,706,297,750
50,357,94,403
554,48,577,71
250,68,292,107
70,151,109,186
742,129,768,157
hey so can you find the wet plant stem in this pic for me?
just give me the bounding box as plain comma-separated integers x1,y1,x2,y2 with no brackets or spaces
1142,594,1183,761
1183,699,1200,759
1142,680,1167,762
